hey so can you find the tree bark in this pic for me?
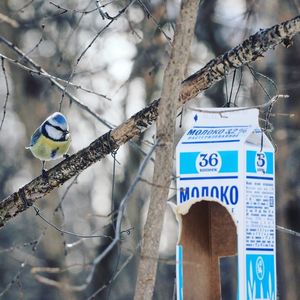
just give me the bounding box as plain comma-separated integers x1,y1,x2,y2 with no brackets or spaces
0,15,300,228
133,0,200,299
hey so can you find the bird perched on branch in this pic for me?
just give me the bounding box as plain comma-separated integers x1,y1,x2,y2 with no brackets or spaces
26,112,71,176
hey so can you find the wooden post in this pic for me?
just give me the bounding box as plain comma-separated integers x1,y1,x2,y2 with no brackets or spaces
180,201,237,299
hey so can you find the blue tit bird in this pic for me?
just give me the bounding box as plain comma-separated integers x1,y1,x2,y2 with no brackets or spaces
26,112,71,175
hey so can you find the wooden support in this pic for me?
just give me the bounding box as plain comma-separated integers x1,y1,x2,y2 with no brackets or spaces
180,201,237,299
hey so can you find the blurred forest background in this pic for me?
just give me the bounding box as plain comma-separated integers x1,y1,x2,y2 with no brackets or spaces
0,0,299,299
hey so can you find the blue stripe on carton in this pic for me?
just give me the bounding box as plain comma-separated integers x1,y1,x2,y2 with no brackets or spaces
246,151,257,173
219,151,238,172
246,151,274,175
179,151,238,175
180,152,199,174
176,245,183,300
182,140,240,144
265,152,274,174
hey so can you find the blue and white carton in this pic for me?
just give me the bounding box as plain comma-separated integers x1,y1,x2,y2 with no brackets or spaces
174,108,276,300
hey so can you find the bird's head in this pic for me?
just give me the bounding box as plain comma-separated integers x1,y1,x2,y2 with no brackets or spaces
42,112,70,141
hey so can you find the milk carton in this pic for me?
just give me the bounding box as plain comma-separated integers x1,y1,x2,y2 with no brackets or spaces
175,108,276,300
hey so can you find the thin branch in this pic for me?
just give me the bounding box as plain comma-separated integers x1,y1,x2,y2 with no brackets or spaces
86,143,157,285
0,227,47,297
0,52,111,101
49,1,98,15
95,0,109,20
189,94,290,113
33,274,86,292
247,64,272,100
137,0,172,44
10,0,34,13
58,0,136,110
0,12,19,28
0,15,300,228
86,241,141,299
0,36,113,127
276,225,300,238
31,264,89,275
0,262,26,297
31,242,141,295
247,65,278,94
233,68,243,105
29,143,156,292
54,174,79,212
139,177,178,190
18,27,44,63
0,57,10,131
33,205,113,240
75,0,136,63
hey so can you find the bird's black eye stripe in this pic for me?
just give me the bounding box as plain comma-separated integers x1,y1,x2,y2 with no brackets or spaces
42,121,68,141
44,121,66,132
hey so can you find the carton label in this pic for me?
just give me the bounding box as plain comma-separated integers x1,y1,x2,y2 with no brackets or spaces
246,180,275,250
246,151,275,251
181,125,251,144
245,150,276,300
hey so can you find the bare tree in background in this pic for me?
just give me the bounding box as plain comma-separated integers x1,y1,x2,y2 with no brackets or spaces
0,1,299,299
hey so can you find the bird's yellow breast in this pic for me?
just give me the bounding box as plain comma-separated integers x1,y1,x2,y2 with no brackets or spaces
30,134,71,161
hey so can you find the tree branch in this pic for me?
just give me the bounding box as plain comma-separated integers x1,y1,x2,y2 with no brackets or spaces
134,0,200,298
0,15,299,228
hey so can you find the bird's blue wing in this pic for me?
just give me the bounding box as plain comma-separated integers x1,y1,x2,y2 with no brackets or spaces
29,127,42,146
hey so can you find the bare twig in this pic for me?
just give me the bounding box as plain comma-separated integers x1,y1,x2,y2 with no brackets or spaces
0,227,48,297
189,94,290,113
0,57,10,131
95,0,109,20
33,274,86,292
137,0,172,44
86,143,157,285
33,205,113,240
139,177,178,190
0,262,26,297
11,0,35,13
54,175,79,213
29,143,156,292
276,225,300,238
59,0,136,110
18,26,44,63
86,241,141,299
0,36,113,127
0,12,19,28
0,52,111,101
0,16,300,228
49,1,98,15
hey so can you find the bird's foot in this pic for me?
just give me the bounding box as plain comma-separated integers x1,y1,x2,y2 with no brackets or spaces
18,188,32,209
42,168,48,179
63,153,70,159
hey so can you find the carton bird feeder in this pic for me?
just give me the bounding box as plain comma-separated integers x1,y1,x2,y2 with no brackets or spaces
174,108,276,300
